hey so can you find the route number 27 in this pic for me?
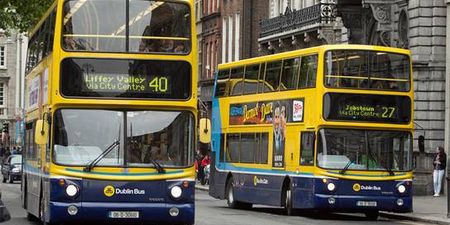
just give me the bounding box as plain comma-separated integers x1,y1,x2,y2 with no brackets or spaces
381,107,395,118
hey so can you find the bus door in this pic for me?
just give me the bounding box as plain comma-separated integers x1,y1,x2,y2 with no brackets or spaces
294,131,315,208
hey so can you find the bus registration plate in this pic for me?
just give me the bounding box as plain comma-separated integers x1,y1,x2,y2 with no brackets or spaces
356,201,377,207
108,211,140,218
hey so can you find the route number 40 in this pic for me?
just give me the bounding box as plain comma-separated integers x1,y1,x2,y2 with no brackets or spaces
149,77,168,93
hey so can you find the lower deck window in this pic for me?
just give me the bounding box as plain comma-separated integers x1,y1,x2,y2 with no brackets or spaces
222,133,268,164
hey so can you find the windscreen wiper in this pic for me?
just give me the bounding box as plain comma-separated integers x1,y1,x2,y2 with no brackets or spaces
84,140,120,172
365,132,394,176
367,149,394,176
149,158,165,174
339,160,354,175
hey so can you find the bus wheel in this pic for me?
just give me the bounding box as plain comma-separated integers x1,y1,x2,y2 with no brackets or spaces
26,212,36,221
226,178,237,208
365,211,379,220
40,197,50,225
226,178,251,209
283,188,294,216
21,181,27,209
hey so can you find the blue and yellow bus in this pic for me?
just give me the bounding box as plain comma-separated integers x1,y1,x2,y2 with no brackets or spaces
207,45,413,219
23,0,197,224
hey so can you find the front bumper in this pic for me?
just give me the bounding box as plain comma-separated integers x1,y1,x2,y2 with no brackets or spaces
314,194,412,213
49,201,194,224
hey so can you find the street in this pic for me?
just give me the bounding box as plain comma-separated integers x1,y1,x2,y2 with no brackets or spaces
0,181,433,225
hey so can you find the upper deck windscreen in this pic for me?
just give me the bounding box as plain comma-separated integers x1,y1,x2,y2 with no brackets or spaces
324,50,410,91
62,0,191,54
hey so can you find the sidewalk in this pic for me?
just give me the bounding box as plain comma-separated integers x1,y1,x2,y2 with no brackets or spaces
380,195,450,225
194,184,450,224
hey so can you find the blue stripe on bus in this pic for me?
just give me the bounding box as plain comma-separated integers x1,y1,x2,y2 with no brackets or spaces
211,79,222,166
65,168,185,176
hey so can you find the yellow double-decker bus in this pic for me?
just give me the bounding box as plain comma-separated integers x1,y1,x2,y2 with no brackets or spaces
207,45,413,220
23,0,197,224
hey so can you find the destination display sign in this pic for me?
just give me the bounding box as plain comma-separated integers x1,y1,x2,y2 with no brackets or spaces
323,93,411,123
83,73,171,94
61,58,191,99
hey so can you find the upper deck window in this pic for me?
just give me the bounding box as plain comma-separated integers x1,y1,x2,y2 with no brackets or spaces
324,50,410,91
62,0,191,54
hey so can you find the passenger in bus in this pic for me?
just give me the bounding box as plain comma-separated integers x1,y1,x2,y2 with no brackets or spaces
128,139,142,164
64,36,93,51
64,36,78,50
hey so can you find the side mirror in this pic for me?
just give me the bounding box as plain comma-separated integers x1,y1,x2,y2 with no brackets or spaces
35,119,49,145
199,118,211,144
418,135,424,153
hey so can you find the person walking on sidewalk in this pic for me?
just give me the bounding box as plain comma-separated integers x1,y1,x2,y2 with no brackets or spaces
433,146,447,197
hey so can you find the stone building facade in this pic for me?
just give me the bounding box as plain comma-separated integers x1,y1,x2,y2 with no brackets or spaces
198,0,221,105
0,31,26,147
197,0,269,108
258,0,341,54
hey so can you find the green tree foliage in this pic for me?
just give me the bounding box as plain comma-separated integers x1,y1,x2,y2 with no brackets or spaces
0,0,54,33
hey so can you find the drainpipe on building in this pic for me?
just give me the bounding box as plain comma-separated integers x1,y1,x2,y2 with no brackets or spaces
445,0,450,218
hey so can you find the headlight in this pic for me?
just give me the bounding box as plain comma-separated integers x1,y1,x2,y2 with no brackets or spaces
327,182,336,191
170,186,182,199
66,184,79,197
397,184,406,194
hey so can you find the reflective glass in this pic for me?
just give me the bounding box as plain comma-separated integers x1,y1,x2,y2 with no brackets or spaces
53,109,194,168
317,129,412,171
62,0,191,54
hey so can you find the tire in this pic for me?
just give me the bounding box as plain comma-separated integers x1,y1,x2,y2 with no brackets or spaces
26,212,36,221
365,211,379,220
8,174,13,183
283,188,294,216
40,197,50,225
21,180,27,209
2,175,5,183
226,178,252,209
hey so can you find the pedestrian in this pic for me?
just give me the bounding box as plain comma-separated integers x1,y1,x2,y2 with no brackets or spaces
433,146,447,197
196,150,204,184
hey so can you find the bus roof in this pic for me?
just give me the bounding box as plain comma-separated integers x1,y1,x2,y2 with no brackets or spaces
218,44,411,69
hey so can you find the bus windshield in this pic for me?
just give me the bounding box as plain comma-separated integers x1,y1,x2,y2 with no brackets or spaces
317,129,412,172
324,50,410,91
62,0,191,54
53,109,194,168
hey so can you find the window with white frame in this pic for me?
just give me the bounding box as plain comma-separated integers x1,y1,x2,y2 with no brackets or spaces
0,46,6,68
0,82,6,116
0,83,5,106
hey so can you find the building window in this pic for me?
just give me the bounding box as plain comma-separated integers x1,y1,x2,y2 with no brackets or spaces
0,83,6,116
234,13,240,61
0,46,6,68
222,18,227,63
228,16,233,62
205,43,209,79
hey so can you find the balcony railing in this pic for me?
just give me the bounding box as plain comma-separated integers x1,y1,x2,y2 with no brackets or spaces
260,3,336,38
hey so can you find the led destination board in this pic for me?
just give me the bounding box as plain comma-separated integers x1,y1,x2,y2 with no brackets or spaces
83,73,170,93
323,93,411,123
61,58,191,99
